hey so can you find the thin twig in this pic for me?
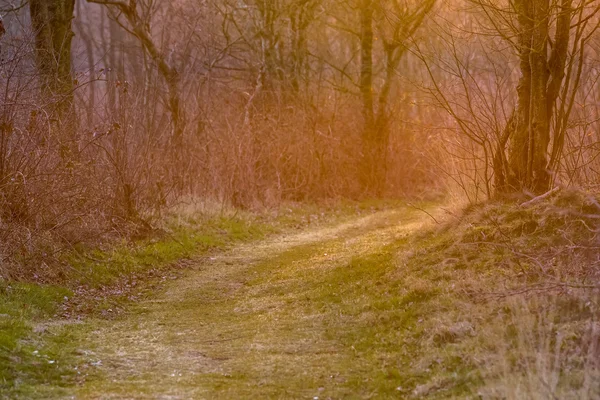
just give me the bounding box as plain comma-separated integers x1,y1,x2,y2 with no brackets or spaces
520,187,561,208
406,203,440,224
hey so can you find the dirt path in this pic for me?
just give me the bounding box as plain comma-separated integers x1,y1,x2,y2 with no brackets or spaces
72,208,435,399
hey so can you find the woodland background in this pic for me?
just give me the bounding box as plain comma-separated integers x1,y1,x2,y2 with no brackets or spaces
1,0,600,279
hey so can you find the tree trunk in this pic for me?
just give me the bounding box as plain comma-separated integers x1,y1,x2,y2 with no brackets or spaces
357,0,434,196
29,0,76,114
289,0,314,93
500,0,571,195
74,0,96,126
358,0,380,195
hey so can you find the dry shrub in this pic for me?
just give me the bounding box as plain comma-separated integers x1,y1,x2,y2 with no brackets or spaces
0,35,168,281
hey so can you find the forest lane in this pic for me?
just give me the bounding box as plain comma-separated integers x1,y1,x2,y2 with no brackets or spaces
71,208,435,399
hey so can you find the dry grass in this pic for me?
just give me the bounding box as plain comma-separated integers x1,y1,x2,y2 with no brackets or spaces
482,294,600,400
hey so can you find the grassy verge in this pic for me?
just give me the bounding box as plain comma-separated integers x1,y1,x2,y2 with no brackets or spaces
0,283,75,398
89,191,595,399
224,214,484,399
0,214,269,397
71,206,428,398
0,199,402,398
378,190,600,398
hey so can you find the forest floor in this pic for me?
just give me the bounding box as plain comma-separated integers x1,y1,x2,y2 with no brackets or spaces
69,207,444,399
6,195,600,399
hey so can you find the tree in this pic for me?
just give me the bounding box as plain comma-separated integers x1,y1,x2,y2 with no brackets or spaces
358,0,435,196
288,0,317,92
499,0,572,194
87,0,185,145
480,0,600,195
29,0,76,112
418,0,598,197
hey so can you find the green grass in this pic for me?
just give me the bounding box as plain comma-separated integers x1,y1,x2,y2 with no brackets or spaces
70,206,471,399
287,241,483,399
64,215,276,288
0,283,76,398
0,201,388,398
0,214,277,397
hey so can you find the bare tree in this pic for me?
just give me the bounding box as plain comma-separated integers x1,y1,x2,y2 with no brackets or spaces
29,0,76,117
358,0,435,196
501,0,572,194
418,0,600,197
87,0,186,145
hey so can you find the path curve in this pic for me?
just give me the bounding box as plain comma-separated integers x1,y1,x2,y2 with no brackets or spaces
72,208,435,399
